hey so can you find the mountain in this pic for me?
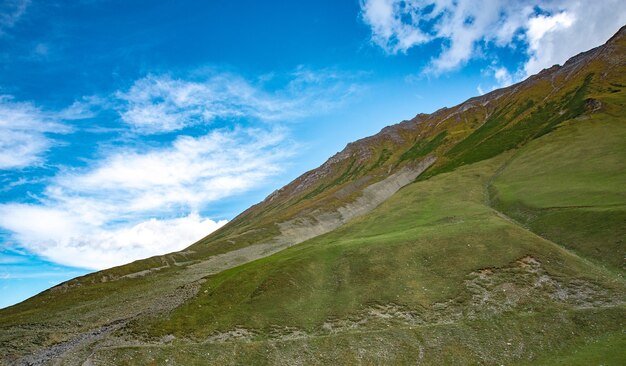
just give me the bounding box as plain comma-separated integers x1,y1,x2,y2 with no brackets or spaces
1,26,625,365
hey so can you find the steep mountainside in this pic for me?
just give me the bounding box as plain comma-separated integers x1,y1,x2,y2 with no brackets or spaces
1,26,625,365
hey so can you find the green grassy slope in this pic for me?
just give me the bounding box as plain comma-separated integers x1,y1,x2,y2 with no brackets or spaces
142,149,621,338
0,27,624,365
492,114,626,273
11,114,616,364
517,331,626,366
148,24,626,271
14,24,619,282
101,111,624,364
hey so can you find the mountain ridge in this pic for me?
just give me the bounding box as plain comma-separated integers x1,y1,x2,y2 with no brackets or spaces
181,24,624,261
1,25,624,366
247,25,625,208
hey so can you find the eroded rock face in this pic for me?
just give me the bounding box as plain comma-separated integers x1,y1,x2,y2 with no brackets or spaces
460,256,616,315
260,118,426,205
183,157,437,282
278,156,437,246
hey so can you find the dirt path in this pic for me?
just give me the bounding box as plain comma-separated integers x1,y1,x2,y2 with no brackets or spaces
18,320,127,366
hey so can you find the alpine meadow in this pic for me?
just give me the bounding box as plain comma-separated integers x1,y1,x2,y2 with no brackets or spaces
1,8,625,366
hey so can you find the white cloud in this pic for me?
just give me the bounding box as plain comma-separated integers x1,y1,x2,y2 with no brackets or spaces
360,0,432,53
476,85,486,95
476,64,517,96
493,67,513,87
360,0,534,73
522,2,626,76
0,271,83,280
0,126,291,269
0,67,361,270
0,96,71,170
51,127,290,214
115,68,360,134
360,0,626,77
57,95,109,121
0,0,29,35
0,206,226,270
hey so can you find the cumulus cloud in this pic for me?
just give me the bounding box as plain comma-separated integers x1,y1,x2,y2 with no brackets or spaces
0,96,71,170
115,68,361,134
0,127,291,269
522,2,625,76
360,0,533,72
360,0,626,77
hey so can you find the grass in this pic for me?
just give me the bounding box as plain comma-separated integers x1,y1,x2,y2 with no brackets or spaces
491,113,626,272
142,139,622,339
94,308,626,365
4,98,621,364
421,73,595,180
517,331,626,366
398,130,447,162
130,93,624,363
2,34,625,365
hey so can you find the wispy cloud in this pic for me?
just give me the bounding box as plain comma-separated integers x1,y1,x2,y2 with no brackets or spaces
0,67,362,269
115,67,362,134
360,0,626,77
0,96,72,170
0,126,292,269
57,95,110,121
52,127,292,214
0,0,30,35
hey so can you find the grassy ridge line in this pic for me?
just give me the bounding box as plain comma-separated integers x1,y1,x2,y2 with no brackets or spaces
198,33,620,270
0,26,624,365
139,136,624,339
19,26,619,284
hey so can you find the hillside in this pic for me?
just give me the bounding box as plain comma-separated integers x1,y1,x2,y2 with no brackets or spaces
1,26,625,365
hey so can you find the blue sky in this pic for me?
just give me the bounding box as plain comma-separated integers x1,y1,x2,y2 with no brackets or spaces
0,0,624,308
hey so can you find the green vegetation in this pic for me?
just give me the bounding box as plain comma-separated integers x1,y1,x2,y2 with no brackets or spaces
422,74,595,180
142,124,623,340
517,331,626,366
491,113,626,272
1,29,625,365
372,147,393,168
93,308,625,365
399,130,447,162
302,158,360,200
